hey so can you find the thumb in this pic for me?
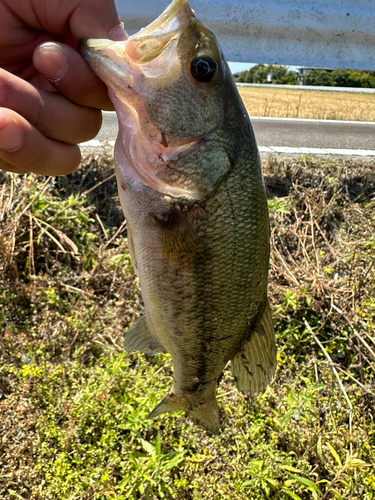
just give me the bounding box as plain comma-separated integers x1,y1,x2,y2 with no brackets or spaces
69,0,128,40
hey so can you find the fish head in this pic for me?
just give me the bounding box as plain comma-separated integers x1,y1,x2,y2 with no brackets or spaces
81,0,249,199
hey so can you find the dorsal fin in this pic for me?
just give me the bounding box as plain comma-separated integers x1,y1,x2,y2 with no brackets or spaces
231,299,276,395
124,313,165,356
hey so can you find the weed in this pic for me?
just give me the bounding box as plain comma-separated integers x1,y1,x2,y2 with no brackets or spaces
1,153,375,499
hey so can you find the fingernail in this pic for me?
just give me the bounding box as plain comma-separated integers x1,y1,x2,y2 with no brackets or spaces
33,42,68,82
0,121,24,151
109,22,129,41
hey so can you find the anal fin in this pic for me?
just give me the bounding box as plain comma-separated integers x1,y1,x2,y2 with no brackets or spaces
231,299,276,395
124,313,165,356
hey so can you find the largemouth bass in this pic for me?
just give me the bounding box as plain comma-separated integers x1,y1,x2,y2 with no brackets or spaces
81,0,276,434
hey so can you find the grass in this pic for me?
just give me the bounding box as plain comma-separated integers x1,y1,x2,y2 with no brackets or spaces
238,86,375,121
1,148,375,499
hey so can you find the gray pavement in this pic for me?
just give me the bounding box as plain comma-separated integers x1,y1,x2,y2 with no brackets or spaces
252,117,375,150
96,112,375,151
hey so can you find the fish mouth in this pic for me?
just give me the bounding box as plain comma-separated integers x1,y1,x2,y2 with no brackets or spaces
130,0,193,45
81,0,193,69
80,0,204,199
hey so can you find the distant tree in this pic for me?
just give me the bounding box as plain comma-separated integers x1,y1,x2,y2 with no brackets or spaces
305,70,333,86
237,65,375,88
236,70,249,83
278,69,298,85
249,64,269,83
331,69,375,88
331,69,363,87
369,74,375,88
304,68,375,88
236,64,298,85
237,64,267,83
269,66,288,83
281,71,298,85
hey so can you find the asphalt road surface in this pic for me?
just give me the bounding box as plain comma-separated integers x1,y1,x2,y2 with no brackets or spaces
252,117,375,150
95,112,375,151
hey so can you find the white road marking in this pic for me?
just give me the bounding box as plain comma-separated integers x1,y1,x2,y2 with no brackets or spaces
258,146,375,156
80,139,115,148
237,83,375,94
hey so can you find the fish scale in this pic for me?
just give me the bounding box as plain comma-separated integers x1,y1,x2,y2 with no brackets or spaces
81,0,276,433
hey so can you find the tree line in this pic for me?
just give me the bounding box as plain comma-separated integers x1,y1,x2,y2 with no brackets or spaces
236,64,375,88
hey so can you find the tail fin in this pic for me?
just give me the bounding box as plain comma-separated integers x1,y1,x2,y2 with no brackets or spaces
147,394,186,420
147,392,221,435
189,398,220,435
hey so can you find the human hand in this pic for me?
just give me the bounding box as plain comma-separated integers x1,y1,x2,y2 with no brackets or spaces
0,0,127,175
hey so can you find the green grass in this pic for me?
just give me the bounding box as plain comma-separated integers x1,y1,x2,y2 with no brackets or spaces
1,150,375,499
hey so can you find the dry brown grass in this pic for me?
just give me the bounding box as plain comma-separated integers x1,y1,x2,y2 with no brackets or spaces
264,157,375,313
239,86,375,121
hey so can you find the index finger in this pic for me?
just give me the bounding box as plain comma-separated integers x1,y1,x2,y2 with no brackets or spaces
33,42,114,111
68,0,128,40
22,0,128,41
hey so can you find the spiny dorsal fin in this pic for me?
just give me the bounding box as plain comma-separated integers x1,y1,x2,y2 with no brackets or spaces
231,299,276,395
124,313,165,355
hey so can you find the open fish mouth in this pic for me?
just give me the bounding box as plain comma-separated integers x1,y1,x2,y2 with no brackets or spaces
81,0,193,73
80,0,206,199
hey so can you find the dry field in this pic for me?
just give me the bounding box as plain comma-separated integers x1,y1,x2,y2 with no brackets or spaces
238,86,375,121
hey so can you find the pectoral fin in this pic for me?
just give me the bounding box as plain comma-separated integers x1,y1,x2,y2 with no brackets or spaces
126,223,138,275
149,204,206,267
231,300,276,395
124,313,165,355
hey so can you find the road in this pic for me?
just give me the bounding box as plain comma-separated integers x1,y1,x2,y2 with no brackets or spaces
236,83,375,94
251,117,375,150
93,112,375,152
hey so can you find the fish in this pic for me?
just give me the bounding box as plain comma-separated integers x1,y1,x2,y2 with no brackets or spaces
80,0,276,434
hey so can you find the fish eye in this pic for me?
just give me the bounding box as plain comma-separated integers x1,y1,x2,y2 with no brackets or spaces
191,56,217,82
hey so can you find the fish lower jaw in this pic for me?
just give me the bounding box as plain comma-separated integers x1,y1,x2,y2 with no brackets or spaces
115,140,204,200
110,88,206,200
